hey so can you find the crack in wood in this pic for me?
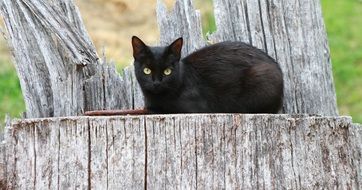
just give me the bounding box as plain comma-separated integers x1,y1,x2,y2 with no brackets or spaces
87,119,91,190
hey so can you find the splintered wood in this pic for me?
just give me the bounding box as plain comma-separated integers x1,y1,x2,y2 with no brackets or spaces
1,114,361,189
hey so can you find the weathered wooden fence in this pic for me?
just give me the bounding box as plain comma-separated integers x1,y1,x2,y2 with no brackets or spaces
0,0,360,189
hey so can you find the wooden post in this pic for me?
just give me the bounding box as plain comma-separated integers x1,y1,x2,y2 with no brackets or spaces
0,0,358,189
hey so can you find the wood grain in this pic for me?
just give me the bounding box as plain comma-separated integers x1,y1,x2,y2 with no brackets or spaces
1,114,361,189
84,109,149,116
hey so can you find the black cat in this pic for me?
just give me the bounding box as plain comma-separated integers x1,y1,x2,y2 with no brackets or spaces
131,36,283,114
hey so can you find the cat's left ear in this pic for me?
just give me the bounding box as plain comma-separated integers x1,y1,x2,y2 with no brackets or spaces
132,36,148,59
168,37,183,59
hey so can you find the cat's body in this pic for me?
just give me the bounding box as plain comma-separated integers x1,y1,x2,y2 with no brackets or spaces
132,36,283,114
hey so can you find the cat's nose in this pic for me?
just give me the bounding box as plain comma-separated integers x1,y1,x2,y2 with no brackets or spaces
153,81,161,88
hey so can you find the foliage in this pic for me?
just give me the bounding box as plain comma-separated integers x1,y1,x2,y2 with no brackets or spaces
0,58,25,129
321,0,362,123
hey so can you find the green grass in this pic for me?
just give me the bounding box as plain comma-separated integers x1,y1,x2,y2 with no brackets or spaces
0,57,25,129
321,0,362,123
197,1,216,37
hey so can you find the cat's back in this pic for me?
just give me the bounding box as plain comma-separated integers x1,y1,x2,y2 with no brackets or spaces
182,41,277,68
181,41,281,84
180,41,283,113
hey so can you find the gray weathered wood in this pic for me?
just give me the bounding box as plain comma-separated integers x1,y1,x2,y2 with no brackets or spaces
351,123,362,187
34,118,59,189
1,114,361,189
0,141,6,189
156,0,206,54
58,118,89,189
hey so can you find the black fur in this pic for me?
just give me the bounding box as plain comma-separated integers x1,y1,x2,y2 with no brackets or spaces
132,36,283,114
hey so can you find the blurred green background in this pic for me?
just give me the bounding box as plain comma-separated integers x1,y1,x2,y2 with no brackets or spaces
0,0,361,129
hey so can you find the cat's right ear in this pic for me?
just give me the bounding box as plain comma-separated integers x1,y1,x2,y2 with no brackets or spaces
132,36,148,59
168,37,183,60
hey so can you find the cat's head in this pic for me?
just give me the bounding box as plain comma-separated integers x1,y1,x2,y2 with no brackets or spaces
131,36,183,95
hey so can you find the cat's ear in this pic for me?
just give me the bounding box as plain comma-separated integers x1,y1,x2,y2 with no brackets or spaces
132,36,148,59
168,37,183,59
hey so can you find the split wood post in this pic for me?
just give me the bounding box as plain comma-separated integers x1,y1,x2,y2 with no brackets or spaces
0,0,360,189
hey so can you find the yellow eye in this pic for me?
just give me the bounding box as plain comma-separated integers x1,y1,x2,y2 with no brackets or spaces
163,68,172,76
143,67,152,75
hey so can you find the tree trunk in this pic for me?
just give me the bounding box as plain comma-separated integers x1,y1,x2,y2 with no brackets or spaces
0,114,361,189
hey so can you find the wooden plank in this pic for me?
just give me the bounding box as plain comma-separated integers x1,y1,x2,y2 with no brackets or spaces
245,0,265,50
103,64,133,110
124,66,144,109
211,0,249,42
194,115,224,189
146,115,196,189
162,116,182,188
89,118,108,189
178,115,197,189
145,116,168,189
194,116,215,189
2,117,15,189
10,120,36,189
258,0,276,58
58,117,89,189
0,140,6,189
34,119,59,189
107,116,146,189
264,0,295,113
156,0,206,55
224,115,239,190
350,123,362,188
0,117,10,189
318,118,359,189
